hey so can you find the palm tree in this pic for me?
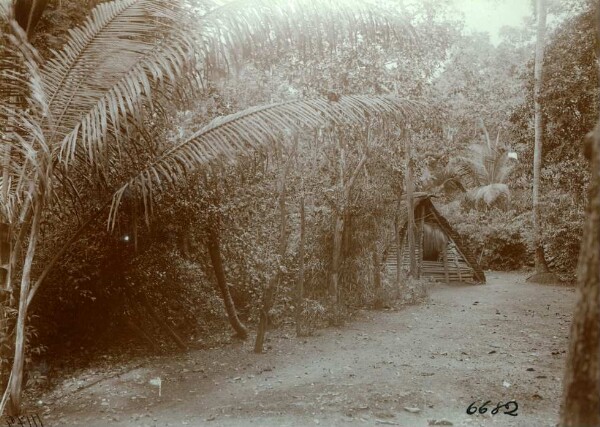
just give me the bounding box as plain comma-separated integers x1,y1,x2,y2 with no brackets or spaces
0,0,423,414
446,123,516,207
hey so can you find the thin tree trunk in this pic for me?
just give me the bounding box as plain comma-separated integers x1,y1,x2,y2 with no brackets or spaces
395,221,402,285
7,193,43,415
559,122,600,426
0,225,9,290
330,149,368,325
532,0,550,274
0,222,10,394
254,275,275,353
372,249,383,308
296,194,305,337
0,211,31,414
342,211,352,257
329,213,344,323
255,139,296,353
207,226,248,340
417,204,425,279
442,244,450,284
395,191,403,286
404,131,417,278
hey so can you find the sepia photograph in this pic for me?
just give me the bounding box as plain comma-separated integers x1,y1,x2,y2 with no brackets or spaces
0,0,598,426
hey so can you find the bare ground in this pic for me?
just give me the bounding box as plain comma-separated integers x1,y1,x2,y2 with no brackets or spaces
32,272,576,427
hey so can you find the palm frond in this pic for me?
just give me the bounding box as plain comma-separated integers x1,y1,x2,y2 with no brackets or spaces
447,155,484,188
0,14,47,222
448,127,515,194
109,94,425,228
468,183,510,206
39,0,197,165
0,11,47,123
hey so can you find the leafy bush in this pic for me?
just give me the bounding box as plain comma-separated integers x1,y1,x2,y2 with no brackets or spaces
442,203,531,271
296,299,328,336
537,190,585,282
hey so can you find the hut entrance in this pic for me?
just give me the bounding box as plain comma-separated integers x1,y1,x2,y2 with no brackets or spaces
384,193,485,284
422,223,447,262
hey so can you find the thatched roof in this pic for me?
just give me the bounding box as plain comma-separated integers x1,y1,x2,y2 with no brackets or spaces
397,192,486,283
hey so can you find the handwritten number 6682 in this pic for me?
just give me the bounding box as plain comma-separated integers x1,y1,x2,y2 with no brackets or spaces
467,400,519,416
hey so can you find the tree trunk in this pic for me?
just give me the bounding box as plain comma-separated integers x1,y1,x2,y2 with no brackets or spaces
417,204,425,279
7,195,43,415
532,0,551,275
395,220,402,286
329,148,368,325
404,131,417,278
0,223,11,395
295,194,305,337
342,211,352,258
0,224,9,292
1,135,14,395
372,249,383,308
206,226,248,340
254,275,275,353
329,213,344,324
442,244,450,284
559,122,600,426
255,139,296,353
395,189,403,286
3,201,109,412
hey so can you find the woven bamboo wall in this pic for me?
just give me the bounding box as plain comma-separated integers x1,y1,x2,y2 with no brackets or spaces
384,235,475,283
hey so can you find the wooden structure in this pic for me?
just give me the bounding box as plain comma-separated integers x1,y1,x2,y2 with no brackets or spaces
384,193,485,284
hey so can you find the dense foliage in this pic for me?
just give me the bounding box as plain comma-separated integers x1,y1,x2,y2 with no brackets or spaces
0,0,595,414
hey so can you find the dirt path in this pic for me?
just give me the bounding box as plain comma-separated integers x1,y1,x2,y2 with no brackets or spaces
37,272,575,427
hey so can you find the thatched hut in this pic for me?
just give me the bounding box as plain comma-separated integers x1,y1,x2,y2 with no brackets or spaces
384,193,486,284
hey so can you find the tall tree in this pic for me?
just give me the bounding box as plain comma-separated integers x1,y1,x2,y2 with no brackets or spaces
530,0,556,282
404,130,418,278
295,190,305,336
254,139,296,353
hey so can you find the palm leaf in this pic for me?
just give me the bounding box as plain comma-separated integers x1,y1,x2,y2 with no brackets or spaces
40,0,197,167
109,94,425,228
0,13,48,222
448,127,515,195
468,183,510,206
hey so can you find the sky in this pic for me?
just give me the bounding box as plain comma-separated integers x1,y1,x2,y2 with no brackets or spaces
454,0,532,44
